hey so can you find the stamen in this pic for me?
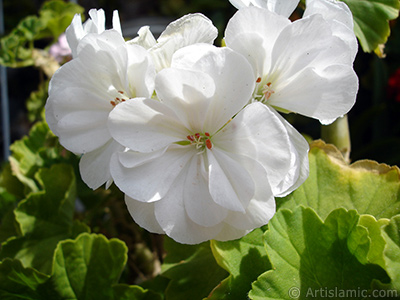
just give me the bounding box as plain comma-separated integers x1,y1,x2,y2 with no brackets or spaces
186,132,213,152
262,82,275,101
206,139,212,149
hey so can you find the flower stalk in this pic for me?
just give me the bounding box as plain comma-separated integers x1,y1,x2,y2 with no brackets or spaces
321,114,351,163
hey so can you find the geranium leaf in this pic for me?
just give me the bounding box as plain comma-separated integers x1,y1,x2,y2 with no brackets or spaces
249,207,389,299
112,284,163,300
0,259,50,300
50,233,127,299
161,237,228,300
0,164,89,274
380,215,400,290
207,227,271,300
278,140,400,220
341,0,400,53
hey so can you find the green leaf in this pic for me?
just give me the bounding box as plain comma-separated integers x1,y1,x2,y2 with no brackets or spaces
26,81,49,123
0,0,83,68
0,164,89,274
38,0,84,40
341,0,400,53
278,141,400,220
0,259,50,300
208,227,271,300
113,284,163,300
380,215,400,290
161,237,228,300
50,233,127,299
249,207,389,300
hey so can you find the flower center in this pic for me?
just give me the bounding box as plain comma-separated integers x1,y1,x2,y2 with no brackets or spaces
254,77,275,103
110,90,129,107
187,132,213,152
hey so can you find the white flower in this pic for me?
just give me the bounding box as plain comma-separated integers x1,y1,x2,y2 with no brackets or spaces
228,0,299,17
130,13,218,71
45,30,155,189
224,6,358,124
107,45,308,244
66,8,122,58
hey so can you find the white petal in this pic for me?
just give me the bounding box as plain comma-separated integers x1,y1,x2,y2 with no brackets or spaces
125,196,165,234
110,146,194,202
85,9,106,33
260,0,300,17
304,0,357,62
228,0,299,16
171,44,255,132
225,6,291,77
270,110,309,196
129,26,157,49
112,10,122,36
208,148,255,212
269,64,358,124
65,14,84,57
154,170,223,244
214,102,294,192
228,0,251,9
222,154,275,230
269,14,352,80
155,68,216,131
79,140,125,189
126,44,156,98
56,110,110,153
212,224,251,242
183,155,228,227
150,13,218,71
108,99,188,152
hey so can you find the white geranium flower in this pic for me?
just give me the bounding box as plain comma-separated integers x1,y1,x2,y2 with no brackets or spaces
107,45,309,244
225,6,358,124
66,8,122,58
228,0,299,17
130,13,218,71
45,30,155,189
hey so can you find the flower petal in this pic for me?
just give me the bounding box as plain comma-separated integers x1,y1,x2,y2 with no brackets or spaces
150,13,218,71
222,153,275,230
110,146,194,202
125,196,165,234
155,68,216,131
208,148,256,213
154,170,223,244
214,102,297,195
171,44,255,132
269,64,358,124
108,98,188,152
183,154,228,227
304,0,357,62
225,6,291,77
129,26,157,49
228,0,299,17
79,140,125,189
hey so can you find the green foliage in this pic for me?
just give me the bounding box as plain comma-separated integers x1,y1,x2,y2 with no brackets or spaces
208,228,271,300
341,0,400,54
277,140,400,219
161,238,228,300
0,0,83,68
249,207,389,300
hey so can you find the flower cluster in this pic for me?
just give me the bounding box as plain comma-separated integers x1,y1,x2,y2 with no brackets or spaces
45,0,358,244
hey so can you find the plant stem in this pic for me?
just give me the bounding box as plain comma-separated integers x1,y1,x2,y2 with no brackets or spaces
321,115,351,163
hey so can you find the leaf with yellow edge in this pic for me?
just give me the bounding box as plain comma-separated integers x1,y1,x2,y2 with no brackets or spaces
278,140,400,220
